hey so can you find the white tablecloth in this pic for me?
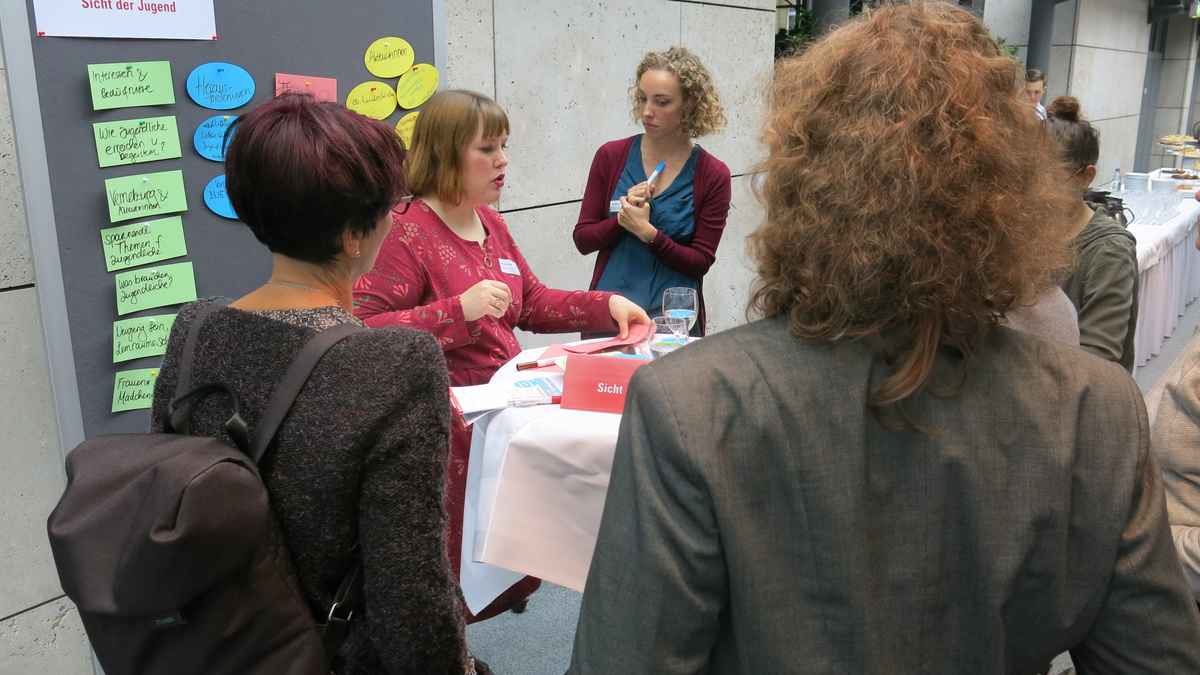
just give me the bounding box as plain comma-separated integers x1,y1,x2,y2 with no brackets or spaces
1122,192,1200,369
459,346,621,613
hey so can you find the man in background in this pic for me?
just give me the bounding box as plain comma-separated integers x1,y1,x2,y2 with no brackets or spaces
1026,68,1048,119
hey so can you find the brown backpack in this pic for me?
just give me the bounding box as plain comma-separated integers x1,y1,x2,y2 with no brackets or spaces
48,303,363,674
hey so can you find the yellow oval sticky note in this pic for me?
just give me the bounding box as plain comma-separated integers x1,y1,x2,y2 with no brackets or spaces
396,64,439,110
347,81,398,120
395,111,420,148
364,37,414,79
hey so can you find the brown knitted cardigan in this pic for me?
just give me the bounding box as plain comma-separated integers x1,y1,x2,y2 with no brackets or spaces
150,298,469,674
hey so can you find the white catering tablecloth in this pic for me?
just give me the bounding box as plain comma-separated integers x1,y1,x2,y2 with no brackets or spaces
1121,190,1200,369
459,346,622,613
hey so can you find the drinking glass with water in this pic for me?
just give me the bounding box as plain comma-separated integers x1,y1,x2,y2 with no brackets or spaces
662,287,698,333
651,316,689,359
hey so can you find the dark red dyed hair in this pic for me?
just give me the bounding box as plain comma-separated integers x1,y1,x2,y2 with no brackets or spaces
224,93,408,265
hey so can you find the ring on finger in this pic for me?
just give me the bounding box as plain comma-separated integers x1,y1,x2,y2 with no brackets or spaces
493,298,503,309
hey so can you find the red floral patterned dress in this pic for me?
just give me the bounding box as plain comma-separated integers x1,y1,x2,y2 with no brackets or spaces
354,200,616,622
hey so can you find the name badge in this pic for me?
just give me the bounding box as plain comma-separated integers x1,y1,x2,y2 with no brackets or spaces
609,199,622,214
498,258,520,275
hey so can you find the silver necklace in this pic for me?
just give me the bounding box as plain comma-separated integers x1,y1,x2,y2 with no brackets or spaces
266,280,344,308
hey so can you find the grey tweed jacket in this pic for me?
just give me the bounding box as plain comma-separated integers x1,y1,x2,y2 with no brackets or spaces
570,317,1200,674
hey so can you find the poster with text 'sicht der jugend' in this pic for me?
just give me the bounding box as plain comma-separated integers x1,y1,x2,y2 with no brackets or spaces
33,0,216,40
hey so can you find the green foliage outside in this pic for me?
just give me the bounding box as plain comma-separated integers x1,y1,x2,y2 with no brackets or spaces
995,36,1023,65
774,9,815,60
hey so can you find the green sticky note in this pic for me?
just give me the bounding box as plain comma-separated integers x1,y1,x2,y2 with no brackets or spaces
113,313,177,364
112,368,160,412
93,116,182,168
105,170,187,223
114,261,197,316
100,216,187,272
88,61,175,111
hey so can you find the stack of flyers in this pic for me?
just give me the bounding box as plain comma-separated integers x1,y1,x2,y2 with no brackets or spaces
449,377,564,424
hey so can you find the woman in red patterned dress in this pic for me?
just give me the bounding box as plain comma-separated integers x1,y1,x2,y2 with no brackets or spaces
354,90,649,623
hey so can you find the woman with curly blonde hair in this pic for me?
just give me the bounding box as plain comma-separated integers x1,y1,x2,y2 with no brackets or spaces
573,46,730,335
570,4,1200,673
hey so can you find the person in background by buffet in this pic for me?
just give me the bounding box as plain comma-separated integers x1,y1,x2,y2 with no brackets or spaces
354,89,649,623
573,46,731,336
1045,95,1139,371
1025,68,1047,120
151,94,480,674
569,4,1200,673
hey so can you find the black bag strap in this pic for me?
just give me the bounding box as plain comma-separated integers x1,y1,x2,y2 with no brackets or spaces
247,322,362,464
166,300,231,436
166,382,252,454
172,300,231,407
319,555,365,657
166,310,366,660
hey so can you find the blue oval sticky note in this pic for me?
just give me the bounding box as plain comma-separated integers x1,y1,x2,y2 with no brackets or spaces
187,62,255,110
193,114,236,161
204,175,237,219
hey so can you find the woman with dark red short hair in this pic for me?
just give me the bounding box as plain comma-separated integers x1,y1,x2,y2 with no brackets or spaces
151,94,481,674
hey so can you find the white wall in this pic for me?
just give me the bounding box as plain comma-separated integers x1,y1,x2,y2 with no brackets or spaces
984,0,1032,63
1150,14,1198,169
445,0,775,348
1064,0,1151,178
0,63,92,672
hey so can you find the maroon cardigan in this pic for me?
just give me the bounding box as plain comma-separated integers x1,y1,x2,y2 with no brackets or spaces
573,136,731,332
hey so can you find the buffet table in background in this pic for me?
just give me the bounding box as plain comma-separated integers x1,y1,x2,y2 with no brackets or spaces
1121,190,1200,369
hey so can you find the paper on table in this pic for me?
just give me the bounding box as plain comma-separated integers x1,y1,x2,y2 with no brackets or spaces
275,73,337,102
100,215,187,272
105,169,187,223
561,322,652,353
88,61,175,111
112,367,159,413
93,116,182,168
450,377,563,424
112,313,176,363
114,261,197,316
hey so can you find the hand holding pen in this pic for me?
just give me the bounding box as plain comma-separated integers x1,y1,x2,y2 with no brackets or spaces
618,161,664,242
625,161,666,208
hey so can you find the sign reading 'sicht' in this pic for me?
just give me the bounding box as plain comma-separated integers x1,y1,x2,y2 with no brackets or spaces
33,0,216,40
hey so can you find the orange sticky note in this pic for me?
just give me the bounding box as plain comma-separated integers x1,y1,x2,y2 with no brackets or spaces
275,73,337,102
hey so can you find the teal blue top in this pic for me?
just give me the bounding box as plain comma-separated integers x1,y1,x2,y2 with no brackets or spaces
596,135,700,317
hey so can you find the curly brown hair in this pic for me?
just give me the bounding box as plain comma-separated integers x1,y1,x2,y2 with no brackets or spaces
629,46,726,138
749,2,1077,429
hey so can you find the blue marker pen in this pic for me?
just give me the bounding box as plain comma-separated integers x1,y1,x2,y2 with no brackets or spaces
646,161,667,188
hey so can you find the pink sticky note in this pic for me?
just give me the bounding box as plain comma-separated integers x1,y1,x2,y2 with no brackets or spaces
275,73,337,102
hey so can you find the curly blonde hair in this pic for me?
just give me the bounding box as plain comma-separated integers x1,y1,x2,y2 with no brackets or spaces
749,2,1077,429
629,46,726,138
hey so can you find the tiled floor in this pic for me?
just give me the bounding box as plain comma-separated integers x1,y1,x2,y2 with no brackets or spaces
468,303,1200,674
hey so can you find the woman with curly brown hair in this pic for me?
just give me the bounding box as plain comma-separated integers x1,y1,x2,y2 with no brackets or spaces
573,46,731,335
570,4,1200,673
